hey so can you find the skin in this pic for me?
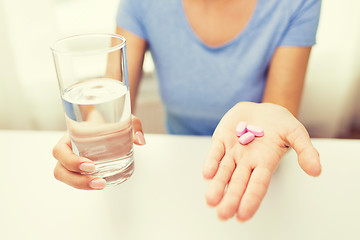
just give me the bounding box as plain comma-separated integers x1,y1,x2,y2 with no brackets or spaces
53,115,144,190
263,47,312,116
203,102,321,222
52,0,321,221
183,0,257,48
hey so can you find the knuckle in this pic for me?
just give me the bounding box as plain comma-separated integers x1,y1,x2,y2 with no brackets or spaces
220,161,234,173
248,191,263,203
132,116,140,124
53,166,62,181
72,176,92,190
52,145,60,159
67,159,80,172
132,116,142,127
72,181,86,190
230,177,247,190
131,114,138,121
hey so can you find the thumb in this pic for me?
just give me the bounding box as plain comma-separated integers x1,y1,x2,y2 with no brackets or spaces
132,115,146,145
286,123,321,177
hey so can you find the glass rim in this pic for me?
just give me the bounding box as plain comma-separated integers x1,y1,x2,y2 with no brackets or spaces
50,33,126,55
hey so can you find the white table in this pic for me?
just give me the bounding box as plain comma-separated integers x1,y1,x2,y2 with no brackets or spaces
0,131,359,240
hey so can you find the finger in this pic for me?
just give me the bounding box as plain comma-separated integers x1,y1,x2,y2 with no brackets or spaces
132,115,146,145
237,167,272,222
53,162,106,190
205,155,235,206
203,138,225,179
286,124,321,177
217,164,251,220
52,134,95,174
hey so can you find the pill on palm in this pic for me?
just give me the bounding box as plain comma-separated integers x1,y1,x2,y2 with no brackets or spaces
246,125,264,137
239,132,255,145
236,121,247,137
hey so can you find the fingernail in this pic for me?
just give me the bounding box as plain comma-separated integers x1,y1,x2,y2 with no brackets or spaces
89,178,106,190
79,162,96,173
136,131,146,145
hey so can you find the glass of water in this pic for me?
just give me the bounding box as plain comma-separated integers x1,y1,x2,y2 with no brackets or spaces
51,33,134,186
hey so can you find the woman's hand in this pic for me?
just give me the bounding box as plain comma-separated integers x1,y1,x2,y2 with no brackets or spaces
203,102,321,222
52,115,145,190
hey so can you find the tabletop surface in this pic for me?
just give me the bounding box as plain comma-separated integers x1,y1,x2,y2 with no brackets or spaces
0,130,359,240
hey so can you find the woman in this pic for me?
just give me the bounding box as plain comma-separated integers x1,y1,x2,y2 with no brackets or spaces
53,0,322,222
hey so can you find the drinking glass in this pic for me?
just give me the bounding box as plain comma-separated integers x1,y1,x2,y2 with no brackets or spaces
51,33,134,186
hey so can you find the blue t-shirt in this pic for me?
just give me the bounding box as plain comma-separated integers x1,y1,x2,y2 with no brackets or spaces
117,0,321,135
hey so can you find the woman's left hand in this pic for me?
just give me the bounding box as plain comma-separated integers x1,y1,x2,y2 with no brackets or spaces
203,102,321,222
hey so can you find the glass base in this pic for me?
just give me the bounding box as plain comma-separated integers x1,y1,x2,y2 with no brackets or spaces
91,150,134,186
104,161,134,186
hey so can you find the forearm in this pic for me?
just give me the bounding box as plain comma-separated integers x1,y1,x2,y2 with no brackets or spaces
262,47,312,117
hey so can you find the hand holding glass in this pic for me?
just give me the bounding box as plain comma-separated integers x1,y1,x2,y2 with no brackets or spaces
51,34,134,186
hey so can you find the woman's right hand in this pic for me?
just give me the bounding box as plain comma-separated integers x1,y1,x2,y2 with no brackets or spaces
52,115,146,190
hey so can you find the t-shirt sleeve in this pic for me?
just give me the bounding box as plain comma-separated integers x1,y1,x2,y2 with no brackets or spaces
116,0,148,40
279,0,321,47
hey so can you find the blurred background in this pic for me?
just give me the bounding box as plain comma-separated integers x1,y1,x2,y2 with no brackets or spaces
0,0,359,138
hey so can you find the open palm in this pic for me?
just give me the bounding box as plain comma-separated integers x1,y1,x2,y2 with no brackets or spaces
203,102,321,222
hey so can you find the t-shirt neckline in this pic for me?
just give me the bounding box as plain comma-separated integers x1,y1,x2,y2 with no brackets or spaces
178,0,260,50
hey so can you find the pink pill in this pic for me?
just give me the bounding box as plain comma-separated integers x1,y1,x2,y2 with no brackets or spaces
238,132,255,145
246,125,264,137
236,121,247,137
